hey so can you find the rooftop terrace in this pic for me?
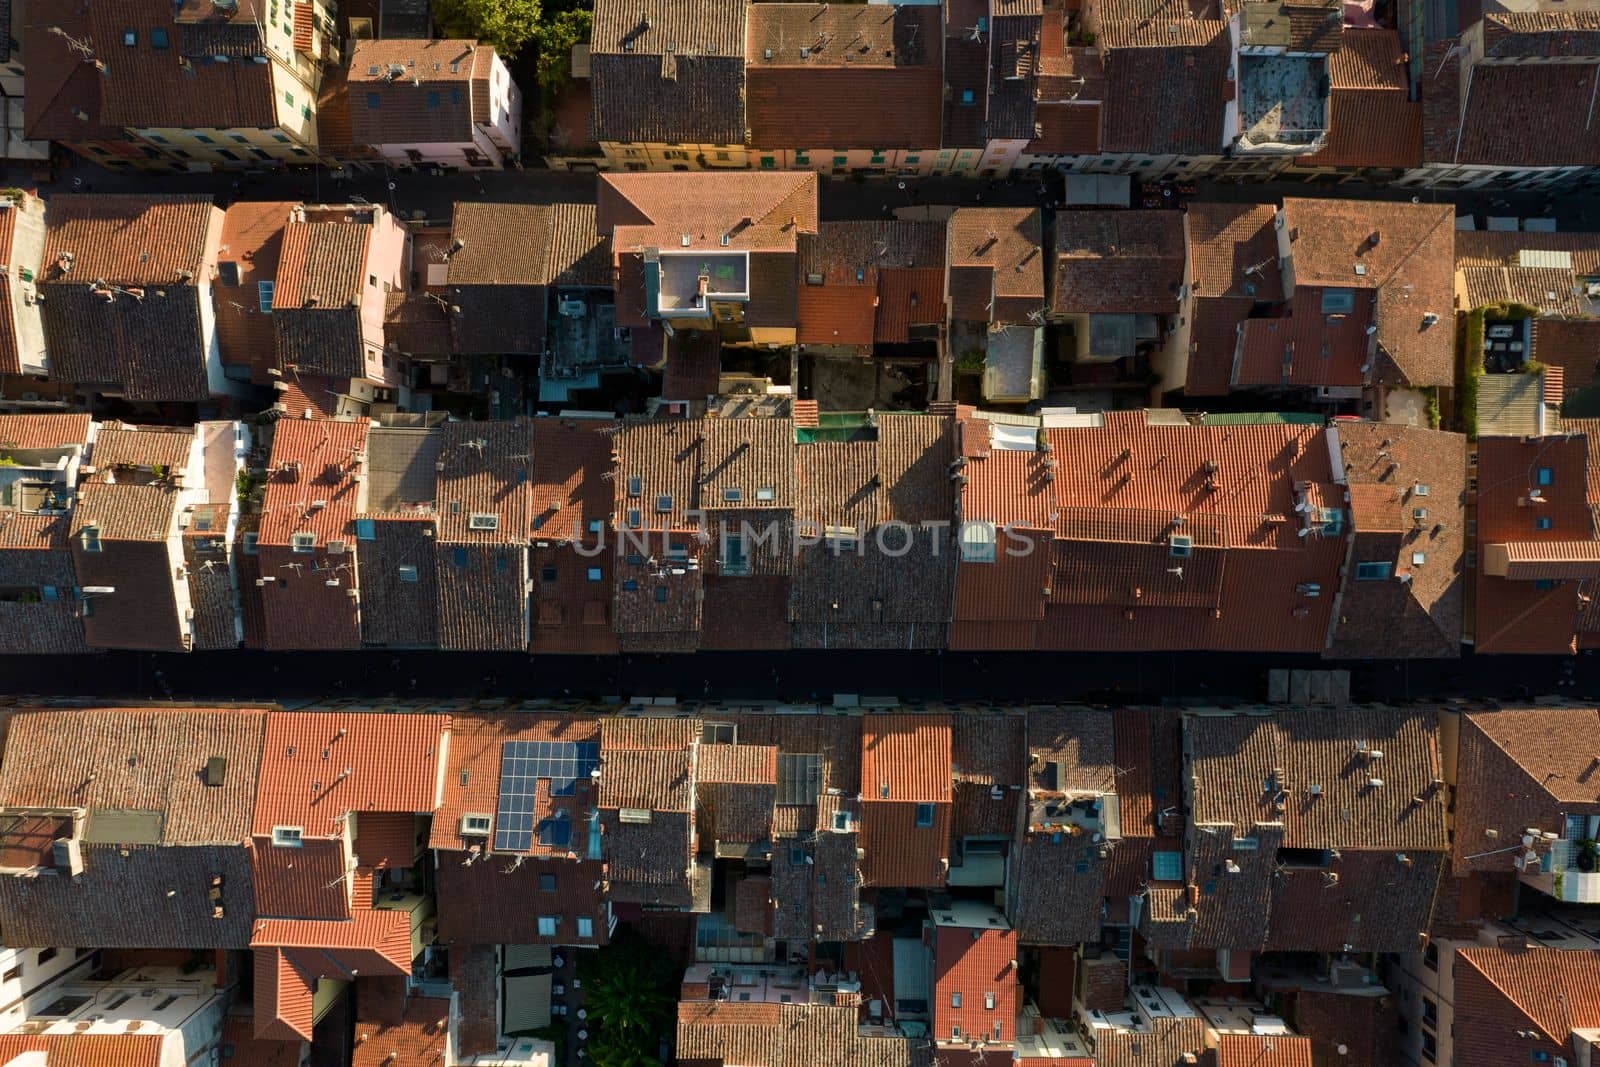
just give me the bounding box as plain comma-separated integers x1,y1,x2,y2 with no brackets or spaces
1237,53,1329,153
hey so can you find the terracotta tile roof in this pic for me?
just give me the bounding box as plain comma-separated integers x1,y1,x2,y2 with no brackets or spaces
801,221,947,285
43,194,218,286
861,715,951,887
1533,319,1600,396
0,1034,165,1067
746,5,943,149
253,711,448,837
1187,707,1443,848
1484,10,1600,57
349,40,488,145
1041,413,1343,651
1232,287,1374,388
41,195,221,401
1452,945,1600,1067
942,34,989,149
1099,26,1230,154
949,208,1046,323
255,419,369,650
437,856,609,944
430,711,600,855
676,1002,783,1066
433,420,531,650
448,946,499,1056
876,268,947,342
0,706,263,948
1326,423,1465,659
445,203,551,355
547,204,610,287
0,413,91,449
933,924,1019,1044
1029,102,1103,156
698,772,777,843
1186,203,1283,301
529,544,618,652
1183,298,1250,396
1474,433,1593,654
91,0,275,130
590,0,748,143
601,806,696,905
1453,706,1600,874
600,172,818,255
1280,198,1456,386
1179,708,1445,951
220,1014,302,1066
21,5,125,145
0,706,263,842
1213,1034,1313,1067
350,995,450,1067
988,12,1044,142
1093,1017,1208,1067
274,218,369,311
530,417,617,539
1052,210,1186,315
1301,87,1422,170
661,330,723,402
353,516,438,648
798,286,878,345
253,910,414,967
253,947,316,1040
447,202,552,285
1443,61,1600,168
1455,229,1600,275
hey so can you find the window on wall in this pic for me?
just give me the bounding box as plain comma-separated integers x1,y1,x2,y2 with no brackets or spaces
537,916,558,937
833,155,848,166
760,156,775,168
577,916,594,938
257,279,275,312
915,803,935,828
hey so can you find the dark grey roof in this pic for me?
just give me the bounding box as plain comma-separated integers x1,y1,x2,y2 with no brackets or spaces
41,286,209,402
366,427,444,512
0,844,254,949
274,307,366,378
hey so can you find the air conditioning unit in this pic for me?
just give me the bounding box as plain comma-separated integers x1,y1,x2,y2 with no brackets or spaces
53,837,84,876
460,813,492,837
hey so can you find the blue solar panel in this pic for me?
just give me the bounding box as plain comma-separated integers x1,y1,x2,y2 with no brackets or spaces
539,815,572,848
492,740,600,852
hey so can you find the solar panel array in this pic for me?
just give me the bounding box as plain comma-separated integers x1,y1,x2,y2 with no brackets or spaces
493,740,601,852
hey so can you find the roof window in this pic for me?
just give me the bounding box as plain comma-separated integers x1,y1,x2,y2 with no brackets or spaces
656,494,673,513
271,826,303,848
290,532,316,553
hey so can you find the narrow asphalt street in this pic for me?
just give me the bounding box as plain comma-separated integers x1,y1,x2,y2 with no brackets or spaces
3,648,1596,707
5,159,1595,231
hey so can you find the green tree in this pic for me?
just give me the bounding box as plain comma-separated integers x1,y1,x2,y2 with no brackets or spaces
577,928,675,1067
433,0,543,58
534,8,592,104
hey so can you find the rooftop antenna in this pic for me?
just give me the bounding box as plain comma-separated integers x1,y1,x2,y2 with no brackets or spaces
48,26,96,62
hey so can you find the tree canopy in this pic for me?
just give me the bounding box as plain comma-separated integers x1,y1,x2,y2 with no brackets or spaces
433,0,544,58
